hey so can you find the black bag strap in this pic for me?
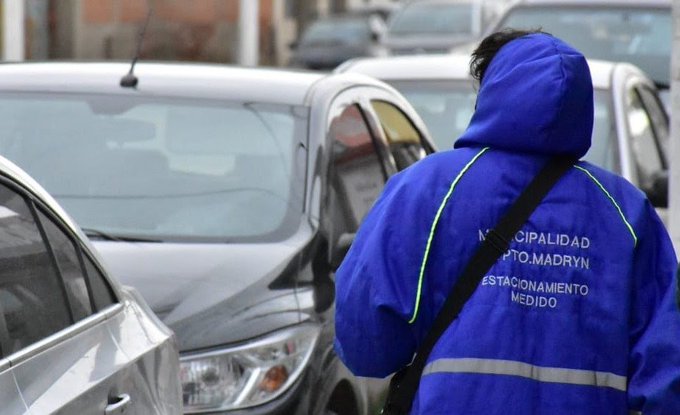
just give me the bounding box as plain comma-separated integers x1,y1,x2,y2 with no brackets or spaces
382,156,576,415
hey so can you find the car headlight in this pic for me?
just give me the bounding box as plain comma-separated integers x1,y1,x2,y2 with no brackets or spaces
180,325,321,413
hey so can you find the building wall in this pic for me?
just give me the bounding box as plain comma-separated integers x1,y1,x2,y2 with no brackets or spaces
30,0,404,66
54,0,278,65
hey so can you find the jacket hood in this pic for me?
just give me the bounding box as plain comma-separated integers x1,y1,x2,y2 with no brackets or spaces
455,33,593,158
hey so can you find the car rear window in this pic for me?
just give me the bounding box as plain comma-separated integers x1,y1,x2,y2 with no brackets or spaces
388,2,474,35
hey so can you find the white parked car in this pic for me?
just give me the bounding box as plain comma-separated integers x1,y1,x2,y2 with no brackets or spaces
382,0,510,55
0,155,182,414
337,54,670,213
489,0,671,106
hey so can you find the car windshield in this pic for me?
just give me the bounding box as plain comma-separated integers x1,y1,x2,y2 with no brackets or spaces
388,2,473,35
0,93,307,243
498,6,671,87
391,81,615,170
301,18,370,45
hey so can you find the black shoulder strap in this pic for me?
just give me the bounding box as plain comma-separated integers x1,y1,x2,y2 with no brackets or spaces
382,156,576,415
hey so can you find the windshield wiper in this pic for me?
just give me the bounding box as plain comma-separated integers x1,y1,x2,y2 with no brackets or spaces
82,228,162,243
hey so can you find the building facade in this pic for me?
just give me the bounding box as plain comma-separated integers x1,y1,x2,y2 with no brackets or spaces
11,0,403,66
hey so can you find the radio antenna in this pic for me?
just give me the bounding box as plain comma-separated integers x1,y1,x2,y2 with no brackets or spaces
120,2,153,88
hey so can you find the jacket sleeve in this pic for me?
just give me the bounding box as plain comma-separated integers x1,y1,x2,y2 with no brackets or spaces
627,202,680,414
334,171,433,378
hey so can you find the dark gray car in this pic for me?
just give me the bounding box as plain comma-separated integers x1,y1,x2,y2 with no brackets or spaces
0,62,435,414
289,13,388,70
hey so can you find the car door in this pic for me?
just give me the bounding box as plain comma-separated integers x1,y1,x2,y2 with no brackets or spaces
325,88,397,247
0,177,181,414
621,79,669,208
635,84,669,173
324,88,405,414
0,360,25,414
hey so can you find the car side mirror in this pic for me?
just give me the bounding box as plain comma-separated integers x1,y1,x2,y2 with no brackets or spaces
331,233,355,271
644,170,668,208
314,234,354,313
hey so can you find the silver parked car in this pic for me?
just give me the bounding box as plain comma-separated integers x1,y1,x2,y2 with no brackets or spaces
0,155,182,414
338,54,670,213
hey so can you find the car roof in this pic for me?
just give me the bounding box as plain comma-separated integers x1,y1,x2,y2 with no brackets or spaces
338,54,472,81
0,62,328,106
338,54,615,89
511,0,669,8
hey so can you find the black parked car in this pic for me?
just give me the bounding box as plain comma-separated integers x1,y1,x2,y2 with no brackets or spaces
0,62,435,414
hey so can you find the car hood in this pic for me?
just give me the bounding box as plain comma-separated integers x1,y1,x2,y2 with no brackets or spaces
93,239,313,350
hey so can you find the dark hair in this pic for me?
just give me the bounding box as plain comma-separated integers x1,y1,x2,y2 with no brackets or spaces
470,28,551,84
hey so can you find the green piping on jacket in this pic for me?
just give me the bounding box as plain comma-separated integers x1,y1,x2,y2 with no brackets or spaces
408,147,490,324
574,165,637,246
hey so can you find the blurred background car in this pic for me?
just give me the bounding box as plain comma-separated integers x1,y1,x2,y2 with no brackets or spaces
488,0,672,106
338,54,670,216
382,0,510,55
0,155,182,414
288,11,389,70
0,61,435,414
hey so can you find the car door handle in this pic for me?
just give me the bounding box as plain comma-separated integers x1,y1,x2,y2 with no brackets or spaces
105,393,131,415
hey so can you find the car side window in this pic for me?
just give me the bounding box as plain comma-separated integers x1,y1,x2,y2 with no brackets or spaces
625,87,663,186
0,183,71,357
371,100,427,170
328,104,388,236
82,254,117,311
35,208,93,321
636,86,669,164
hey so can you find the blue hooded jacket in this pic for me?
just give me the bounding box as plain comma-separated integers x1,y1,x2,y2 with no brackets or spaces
335,34,680,414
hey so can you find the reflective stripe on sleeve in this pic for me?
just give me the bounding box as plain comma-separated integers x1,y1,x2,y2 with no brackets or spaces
423,358,627,391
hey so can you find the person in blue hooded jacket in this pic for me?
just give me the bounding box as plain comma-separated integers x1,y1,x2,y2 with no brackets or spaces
334,29,680,414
